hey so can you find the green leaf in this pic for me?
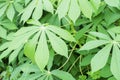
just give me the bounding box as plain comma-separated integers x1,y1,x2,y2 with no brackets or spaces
32,0,43,20
78,0,93,19
15,26,39,36
9,45,23,63
111,44,120,80
108,27,120,33
26,19,41,26
104,9,120,26
68,0,80,23
0,49,12,60
100,65,112,78
39,75,46,80
9,29,38,50
108,77,116,80
35,31,49,71
89,32,111,40
21,0,36,22
90,0,101,12
47,49,54,70
43,0,54,13
0,5,8,17
25,0,31,6
0,26,7,39
24,31,41,63
1,19,17,30
80,40,109,50
51,70,75,80
46,30,68,58
6,4,15,21
75,24,92,40
57,0,70,19
14,2,23,12
80,54,93,66
91,44,112,73
0,42,9,51
105,0,120,8
47,25,76,42
49,75,54,80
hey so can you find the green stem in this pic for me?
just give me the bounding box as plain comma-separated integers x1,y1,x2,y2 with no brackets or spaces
79,55,83,75
58,43,77,70
68,56,80,72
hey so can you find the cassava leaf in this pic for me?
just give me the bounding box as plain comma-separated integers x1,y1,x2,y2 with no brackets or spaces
9,44,23,64
57,0,70,19
111,44,120,80
91,44,112,73
46,30,68,58
78,0,93,19
89,32,111,40
105,0,120,8
20,0,36,22
108,27,120,33
51,70,75,80
0,26,7,39
35,31,49,71
43,0,54,13
9,29,39,50
80,40,109,50
24,31,41,62
68,0,80,23
47,25,76,42
32,0,43,20
6,4,15,21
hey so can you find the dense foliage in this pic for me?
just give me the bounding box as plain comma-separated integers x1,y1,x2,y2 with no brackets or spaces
0,0,120,80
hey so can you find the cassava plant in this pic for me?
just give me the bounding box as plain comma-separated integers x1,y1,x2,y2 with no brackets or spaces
0,0,120,80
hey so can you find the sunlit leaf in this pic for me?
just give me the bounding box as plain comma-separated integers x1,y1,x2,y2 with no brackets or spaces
35,31,49,71
46,30,68,58
91,44,112,73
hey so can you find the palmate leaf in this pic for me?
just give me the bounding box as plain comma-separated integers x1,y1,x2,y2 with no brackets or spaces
0,23,75,71
6,24,75,71
81,31,120,80
0,27,39,64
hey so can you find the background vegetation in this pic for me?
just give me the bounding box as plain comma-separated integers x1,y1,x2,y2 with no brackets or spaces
0,0,120,80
